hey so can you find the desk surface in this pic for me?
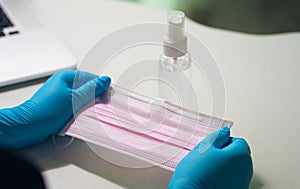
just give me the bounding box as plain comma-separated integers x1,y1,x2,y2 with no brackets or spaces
0,0,300,188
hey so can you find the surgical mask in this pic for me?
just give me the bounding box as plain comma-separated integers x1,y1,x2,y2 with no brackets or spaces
61,84,233,171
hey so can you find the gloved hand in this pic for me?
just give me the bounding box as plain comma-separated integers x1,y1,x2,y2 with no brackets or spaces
168,126,253,189
0,70,111,149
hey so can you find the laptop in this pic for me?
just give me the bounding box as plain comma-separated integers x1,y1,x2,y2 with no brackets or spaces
0,0,76,88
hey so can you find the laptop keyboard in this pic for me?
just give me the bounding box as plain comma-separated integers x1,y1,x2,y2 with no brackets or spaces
0,5,19,38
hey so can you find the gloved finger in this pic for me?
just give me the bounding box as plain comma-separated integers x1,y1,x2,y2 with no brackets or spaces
53,70,99,88
72,76,111,112
212,126,231,148
72,71,99,89
53,70,77,87
196,126,230,153
223,137,251,155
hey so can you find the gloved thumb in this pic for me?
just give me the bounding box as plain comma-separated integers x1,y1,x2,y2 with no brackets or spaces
197,126,230,153
212,126,231,148
72,76,111,112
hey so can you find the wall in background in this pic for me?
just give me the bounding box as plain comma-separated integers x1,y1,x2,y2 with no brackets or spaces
120,0,300,34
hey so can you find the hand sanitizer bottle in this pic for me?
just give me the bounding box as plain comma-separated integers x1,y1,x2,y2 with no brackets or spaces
158,10,197,111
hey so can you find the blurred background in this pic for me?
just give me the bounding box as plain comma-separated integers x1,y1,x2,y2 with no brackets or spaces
119,0,300,34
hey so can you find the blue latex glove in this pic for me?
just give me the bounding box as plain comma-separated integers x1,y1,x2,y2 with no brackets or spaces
168,126,253,189
0,70,111,149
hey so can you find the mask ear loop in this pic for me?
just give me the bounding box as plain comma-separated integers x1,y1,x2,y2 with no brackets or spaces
52,134,75,149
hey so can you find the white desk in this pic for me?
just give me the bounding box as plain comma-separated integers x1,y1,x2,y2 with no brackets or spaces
1,0,300,188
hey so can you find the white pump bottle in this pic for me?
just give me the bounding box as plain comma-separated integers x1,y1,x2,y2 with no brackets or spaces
158,10,197,111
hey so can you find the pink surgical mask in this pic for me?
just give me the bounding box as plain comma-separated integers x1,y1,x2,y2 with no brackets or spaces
61,84,233,171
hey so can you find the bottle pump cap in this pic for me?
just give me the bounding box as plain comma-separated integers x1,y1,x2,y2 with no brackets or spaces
163,11,187,58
